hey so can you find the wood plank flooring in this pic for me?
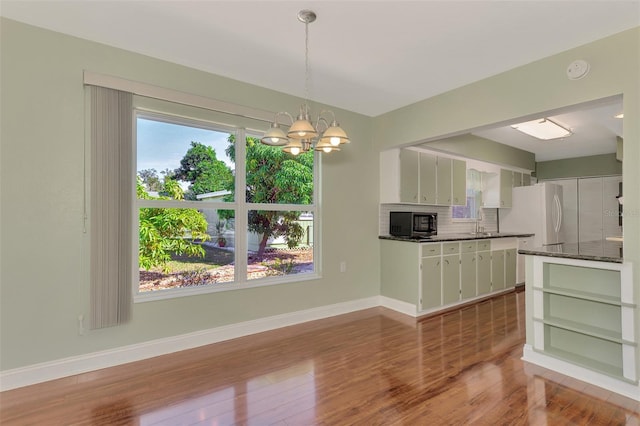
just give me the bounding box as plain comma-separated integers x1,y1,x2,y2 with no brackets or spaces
1,290,639,425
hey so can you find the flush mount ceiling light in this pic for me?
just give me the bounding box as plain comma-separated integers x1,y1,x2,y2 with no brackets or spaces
510,118,572,140
260,10,349,155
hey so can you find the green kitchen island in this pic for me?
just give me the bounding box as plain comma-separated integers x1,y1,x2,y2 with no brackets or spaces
519,240,639,401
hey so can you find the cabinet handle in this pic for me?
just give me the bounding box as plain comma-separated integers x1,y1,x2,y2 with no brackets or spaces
479,255,483,260
437,261,440,266
445,259,450,265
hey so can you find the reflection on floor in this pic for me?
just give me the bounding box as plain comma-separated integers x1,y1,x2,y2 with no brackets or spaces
1,290,639,425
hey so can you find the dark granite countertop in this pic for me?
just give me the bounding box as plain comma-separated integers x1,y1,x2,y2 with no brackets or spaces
518,240,623,263
379,232,534,243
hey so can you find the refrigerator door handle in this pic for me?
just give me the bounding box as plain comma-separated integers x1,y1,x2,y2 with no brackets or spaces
553,194,562,233
553,194,558,233
557,195,562,233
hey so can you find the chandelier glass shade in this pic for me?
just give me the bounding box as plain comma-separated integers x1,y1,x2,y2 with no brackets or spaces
260,10,349,155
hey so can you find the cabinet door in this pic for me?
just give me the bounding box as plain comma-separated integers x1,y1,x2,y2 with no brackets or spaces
477,251,492,295
500,169,513,208
452,159,466,206
492,250,505,291
419,152,437,204
505,249,517,288
442,254,460,304
421,256,441,310
460,252,476,299
516,237,533,284
399,149,419,203
513,172,523,188
436,157,452,206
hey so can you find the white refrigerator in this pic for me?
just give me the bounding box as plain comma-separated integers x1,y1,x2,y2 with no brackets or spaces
500,182,564,247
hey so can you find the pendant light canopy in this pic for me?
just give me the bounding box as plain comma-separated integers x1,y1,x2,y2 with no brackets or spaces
260,10,350,155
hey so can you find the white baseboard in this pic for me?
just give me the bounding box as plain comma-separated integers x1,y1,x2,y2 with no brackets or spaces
522,344,640,401
0,296,380,391
378,296,417,317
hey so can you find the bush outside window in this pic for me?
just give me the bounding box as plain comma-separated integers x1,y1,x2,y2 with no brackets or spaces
135,111,317,297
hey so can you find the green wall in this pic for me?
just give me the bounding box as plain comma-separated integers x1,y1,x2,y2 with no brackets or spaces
0,18,379,371
421,134,535,170
536,153,622,180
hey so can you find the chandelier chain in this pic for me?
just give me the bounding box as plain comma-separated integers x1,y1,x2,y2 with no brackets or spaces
304,20,310,110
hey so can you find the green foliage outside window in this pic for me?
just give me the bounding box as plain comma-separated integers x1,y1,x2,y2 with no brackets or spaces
137,177,210,272
223,136,313,258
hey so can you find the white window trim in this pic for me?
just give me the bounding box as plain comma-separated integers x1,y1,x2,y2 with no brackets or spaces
132,110,321,304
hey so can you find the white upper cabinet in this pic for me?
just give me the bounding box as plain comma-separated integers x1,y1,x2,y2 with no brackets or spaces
452,159,467,206
380,148,465,206
399,148,420,203
483,168,531,208
436,157,452,205
419,152,437,204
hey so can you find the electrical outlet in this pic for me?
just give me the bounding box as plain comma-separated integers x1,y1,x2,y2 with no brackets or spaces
78,314,85,336
340,261,347,273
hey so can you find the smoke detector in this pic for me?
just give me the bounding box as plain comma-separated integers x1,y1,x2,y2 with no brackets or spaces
567,60,590,80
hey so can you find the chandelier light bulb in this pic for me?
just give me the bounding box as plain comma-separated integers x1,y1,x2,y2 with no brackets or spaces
323,146,332,153
290,147,301,156
330,136,340,146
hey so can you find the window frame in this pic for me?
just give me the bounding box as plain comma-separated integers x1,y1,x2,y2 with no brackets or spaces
132,102,321,303
451,168,483,222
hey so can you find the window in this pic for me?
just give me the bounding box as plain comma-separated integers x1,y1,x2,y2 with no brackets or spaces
135,106,317,299
451,168,483,221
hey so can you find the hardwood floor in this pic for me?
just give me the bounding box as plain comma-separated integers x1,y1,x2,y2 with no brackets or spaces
1,290,639,425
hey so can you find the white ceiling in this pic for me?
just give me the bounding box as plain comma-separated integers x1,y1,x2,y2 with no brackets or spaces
1,0,638,160
472,96,624,162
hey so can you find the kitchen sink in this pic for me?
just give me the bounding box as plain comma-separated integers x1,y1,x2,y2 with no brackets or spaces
469,232,494,237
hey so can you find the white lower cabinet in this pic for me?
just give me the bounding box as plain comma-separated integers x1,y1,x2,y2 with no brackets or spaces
505,249,517,289
491,250,505,291
490,238,518,292
477,249,492,296
442,254,461,305
460,241,477,299
516,237,534,284
381,238,518,316
420,252,442,310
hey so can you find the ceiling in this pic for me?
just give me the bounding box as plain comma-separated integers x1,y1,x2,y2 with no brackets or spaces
1,1,638,161
471,96,624,162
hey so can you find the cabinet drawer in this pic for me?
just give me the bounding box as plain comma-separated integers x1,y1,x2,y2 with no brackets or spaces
477,240,491,251
422,243,441,257
460,241,477,253
442,242,460,255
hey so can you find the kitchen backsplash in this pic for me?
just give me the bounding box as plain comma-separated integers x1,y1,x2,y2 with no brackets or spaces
379,204,498,236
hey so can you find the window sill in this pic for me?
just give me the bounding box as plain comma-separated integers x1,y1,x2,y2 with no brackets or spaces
133,272,321,303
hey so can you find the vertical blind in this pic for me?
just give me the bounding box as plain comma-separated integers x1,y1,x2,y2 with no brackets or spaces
90,86,133,329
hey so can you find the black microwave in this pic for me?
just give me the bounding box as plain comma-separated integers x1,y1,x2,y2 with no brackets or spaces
389,212,437,237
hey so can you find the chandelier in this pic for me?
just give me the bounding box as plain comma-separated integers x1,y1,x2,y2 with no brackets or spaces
260,10,350,155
